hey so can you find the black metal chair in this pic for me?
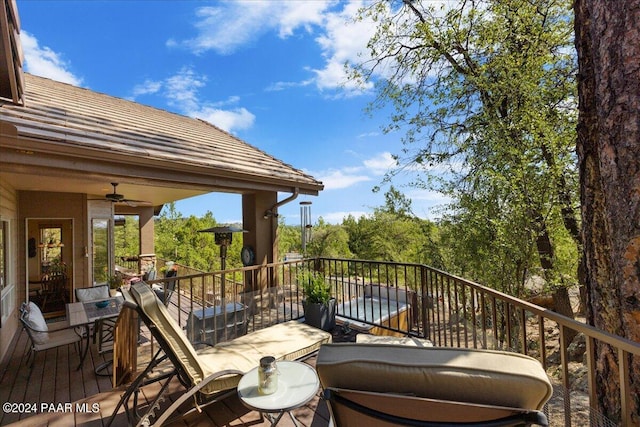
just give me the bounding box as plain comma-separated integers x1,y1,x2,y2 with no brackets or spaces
19,301,86,370
152,269,177,306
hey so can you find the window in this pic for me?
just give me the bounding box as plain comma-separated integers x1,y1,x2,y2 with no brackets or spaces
1,220,12,327
39,226,63,272
92,219,110,285
0,221,6,292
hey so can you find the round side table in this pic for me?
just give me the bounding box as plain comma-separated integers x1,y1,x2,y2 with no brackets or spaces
237,360,319,426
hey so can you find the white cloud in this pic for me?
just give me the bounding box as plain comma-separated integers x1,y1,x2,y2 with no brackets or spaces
320,210,370,224
130,68,254,133
265,78,314,92
131,79,162,97
312,151,397,191
192,107,255,133
310,0,453,95
318,169,371,190
174,1,375,97
21,31,83,86
357,131,380,138
178,1,334,55
311,0,375,95
164,67,206,111
363,152,397,175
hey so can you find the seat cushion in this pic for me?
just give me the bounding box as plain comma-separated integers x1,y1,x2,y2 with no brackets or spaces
25,302,48,332
32,327,82,349
128,282,332,397
76,285,110,302
356,334,433,347
196,320,332,395
316,343,552,410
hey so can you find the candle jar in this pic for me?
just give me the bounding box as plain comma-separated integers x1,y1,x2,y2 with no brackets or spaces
258,356,278,395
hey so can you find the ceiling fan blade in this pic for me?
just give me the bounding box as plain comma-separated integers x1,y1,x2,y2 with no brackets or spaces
102,182,152,206
118,199,153,207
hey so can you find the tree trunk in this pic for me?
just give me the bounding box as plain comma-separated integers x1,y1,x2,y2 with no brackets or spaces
532,210,576,326
575,0,640,423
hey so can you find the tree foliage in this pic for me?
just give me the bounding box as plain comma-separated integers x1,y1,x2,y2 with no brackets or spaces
343,186,440,266
350,0,580,307
153,203,243,272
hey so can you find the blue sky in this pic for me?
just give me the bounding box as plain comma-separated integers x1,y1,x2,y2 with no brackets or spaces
17,0,447,225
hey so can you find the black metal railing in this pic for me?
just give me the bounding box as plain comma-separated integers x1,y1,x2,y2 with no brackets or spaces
140,257,639,426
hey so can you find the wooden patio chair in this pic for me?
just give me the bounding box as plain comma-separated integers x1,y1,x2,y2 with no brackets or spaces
19,301,86,370
107,281,331,426
40,272,68,311
317,343,552,427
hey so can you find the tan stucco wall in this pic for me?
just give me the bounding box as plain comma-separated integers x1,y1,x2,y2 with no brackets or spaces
0,178,19,362
242,191,278,271
139,207,155,256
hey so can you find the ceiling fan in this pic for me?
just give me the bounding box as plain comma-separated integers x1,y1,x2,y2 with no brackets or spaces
102,183,152,206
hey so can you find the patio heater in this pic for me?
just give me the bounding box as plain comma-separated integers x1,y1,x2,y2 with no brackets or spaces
300,201,312,253
198,226,247,299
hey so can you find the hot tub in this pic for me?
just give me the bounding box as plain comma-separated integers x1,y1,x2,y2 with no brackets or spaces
336,284,413,337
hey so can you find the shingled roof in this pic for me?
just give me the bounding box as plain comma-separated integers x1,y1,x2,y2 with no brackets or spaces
0,73,323,196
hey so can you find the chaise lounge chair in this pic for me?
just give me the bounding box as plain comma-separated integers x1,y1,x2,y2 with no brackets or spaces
317,343,553,426
108,281,332,426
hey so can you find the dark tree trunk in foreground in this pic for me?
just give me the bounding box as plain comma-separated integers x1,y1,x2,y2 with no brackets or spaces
575,0,640,423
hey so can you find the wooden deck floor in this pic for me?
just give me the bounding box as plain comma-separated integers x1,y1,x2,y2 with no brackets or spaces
0,304,356,426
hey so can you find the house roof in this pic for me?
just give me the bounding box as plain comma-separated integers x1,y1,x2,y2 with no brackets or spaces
0,73,323,202
0,0,24,104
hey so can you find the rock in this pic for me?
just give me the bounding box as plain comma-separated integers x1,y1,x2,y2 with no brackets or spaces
567,333,586,362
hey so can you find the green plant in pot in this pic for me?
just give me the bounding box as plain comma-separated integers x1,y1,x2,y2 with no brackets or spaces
107,274,123,290
300,270,336,331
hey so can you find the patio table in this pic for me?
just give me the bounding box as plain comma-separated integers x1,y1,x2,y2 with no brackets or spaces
238,361,319,427
67,296,124,375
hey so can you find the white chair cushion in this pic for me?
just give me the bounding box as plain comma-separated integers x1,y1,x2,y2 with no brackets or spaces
356,334,433,347
26,302,48,332
76,285,110,302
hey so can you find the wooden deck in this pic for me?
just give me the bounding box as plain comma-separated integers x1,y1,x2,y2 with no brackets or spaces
0,303,356,426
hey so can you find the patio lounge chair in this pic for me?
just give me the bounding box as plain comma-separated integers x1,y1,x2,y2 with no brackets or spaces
19,301,86,370
317,343,552,426
108,281,332,426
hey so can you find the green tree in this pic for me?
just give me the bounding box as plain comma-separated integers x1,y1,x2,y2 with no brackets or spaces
343,187,440,266
305,218,352,258
114,215,139,259
278,217,303,259
155,204,246,272
351,0,579,317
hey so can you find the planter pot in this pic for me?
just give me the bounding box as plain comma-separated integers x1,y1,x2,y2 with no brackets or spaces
303,298,336,331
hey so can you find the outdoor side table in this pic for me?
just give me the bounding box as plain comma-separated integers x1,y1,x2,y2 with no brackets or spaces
237,360,319,427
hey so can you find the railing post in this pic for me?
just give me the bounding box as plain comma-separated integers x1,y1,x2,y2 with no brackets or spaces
113,304,139,387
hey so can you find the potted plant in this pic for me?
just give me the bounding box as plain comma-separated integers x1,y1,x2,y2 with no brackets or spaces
107,274,123,295
300,270,336,331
